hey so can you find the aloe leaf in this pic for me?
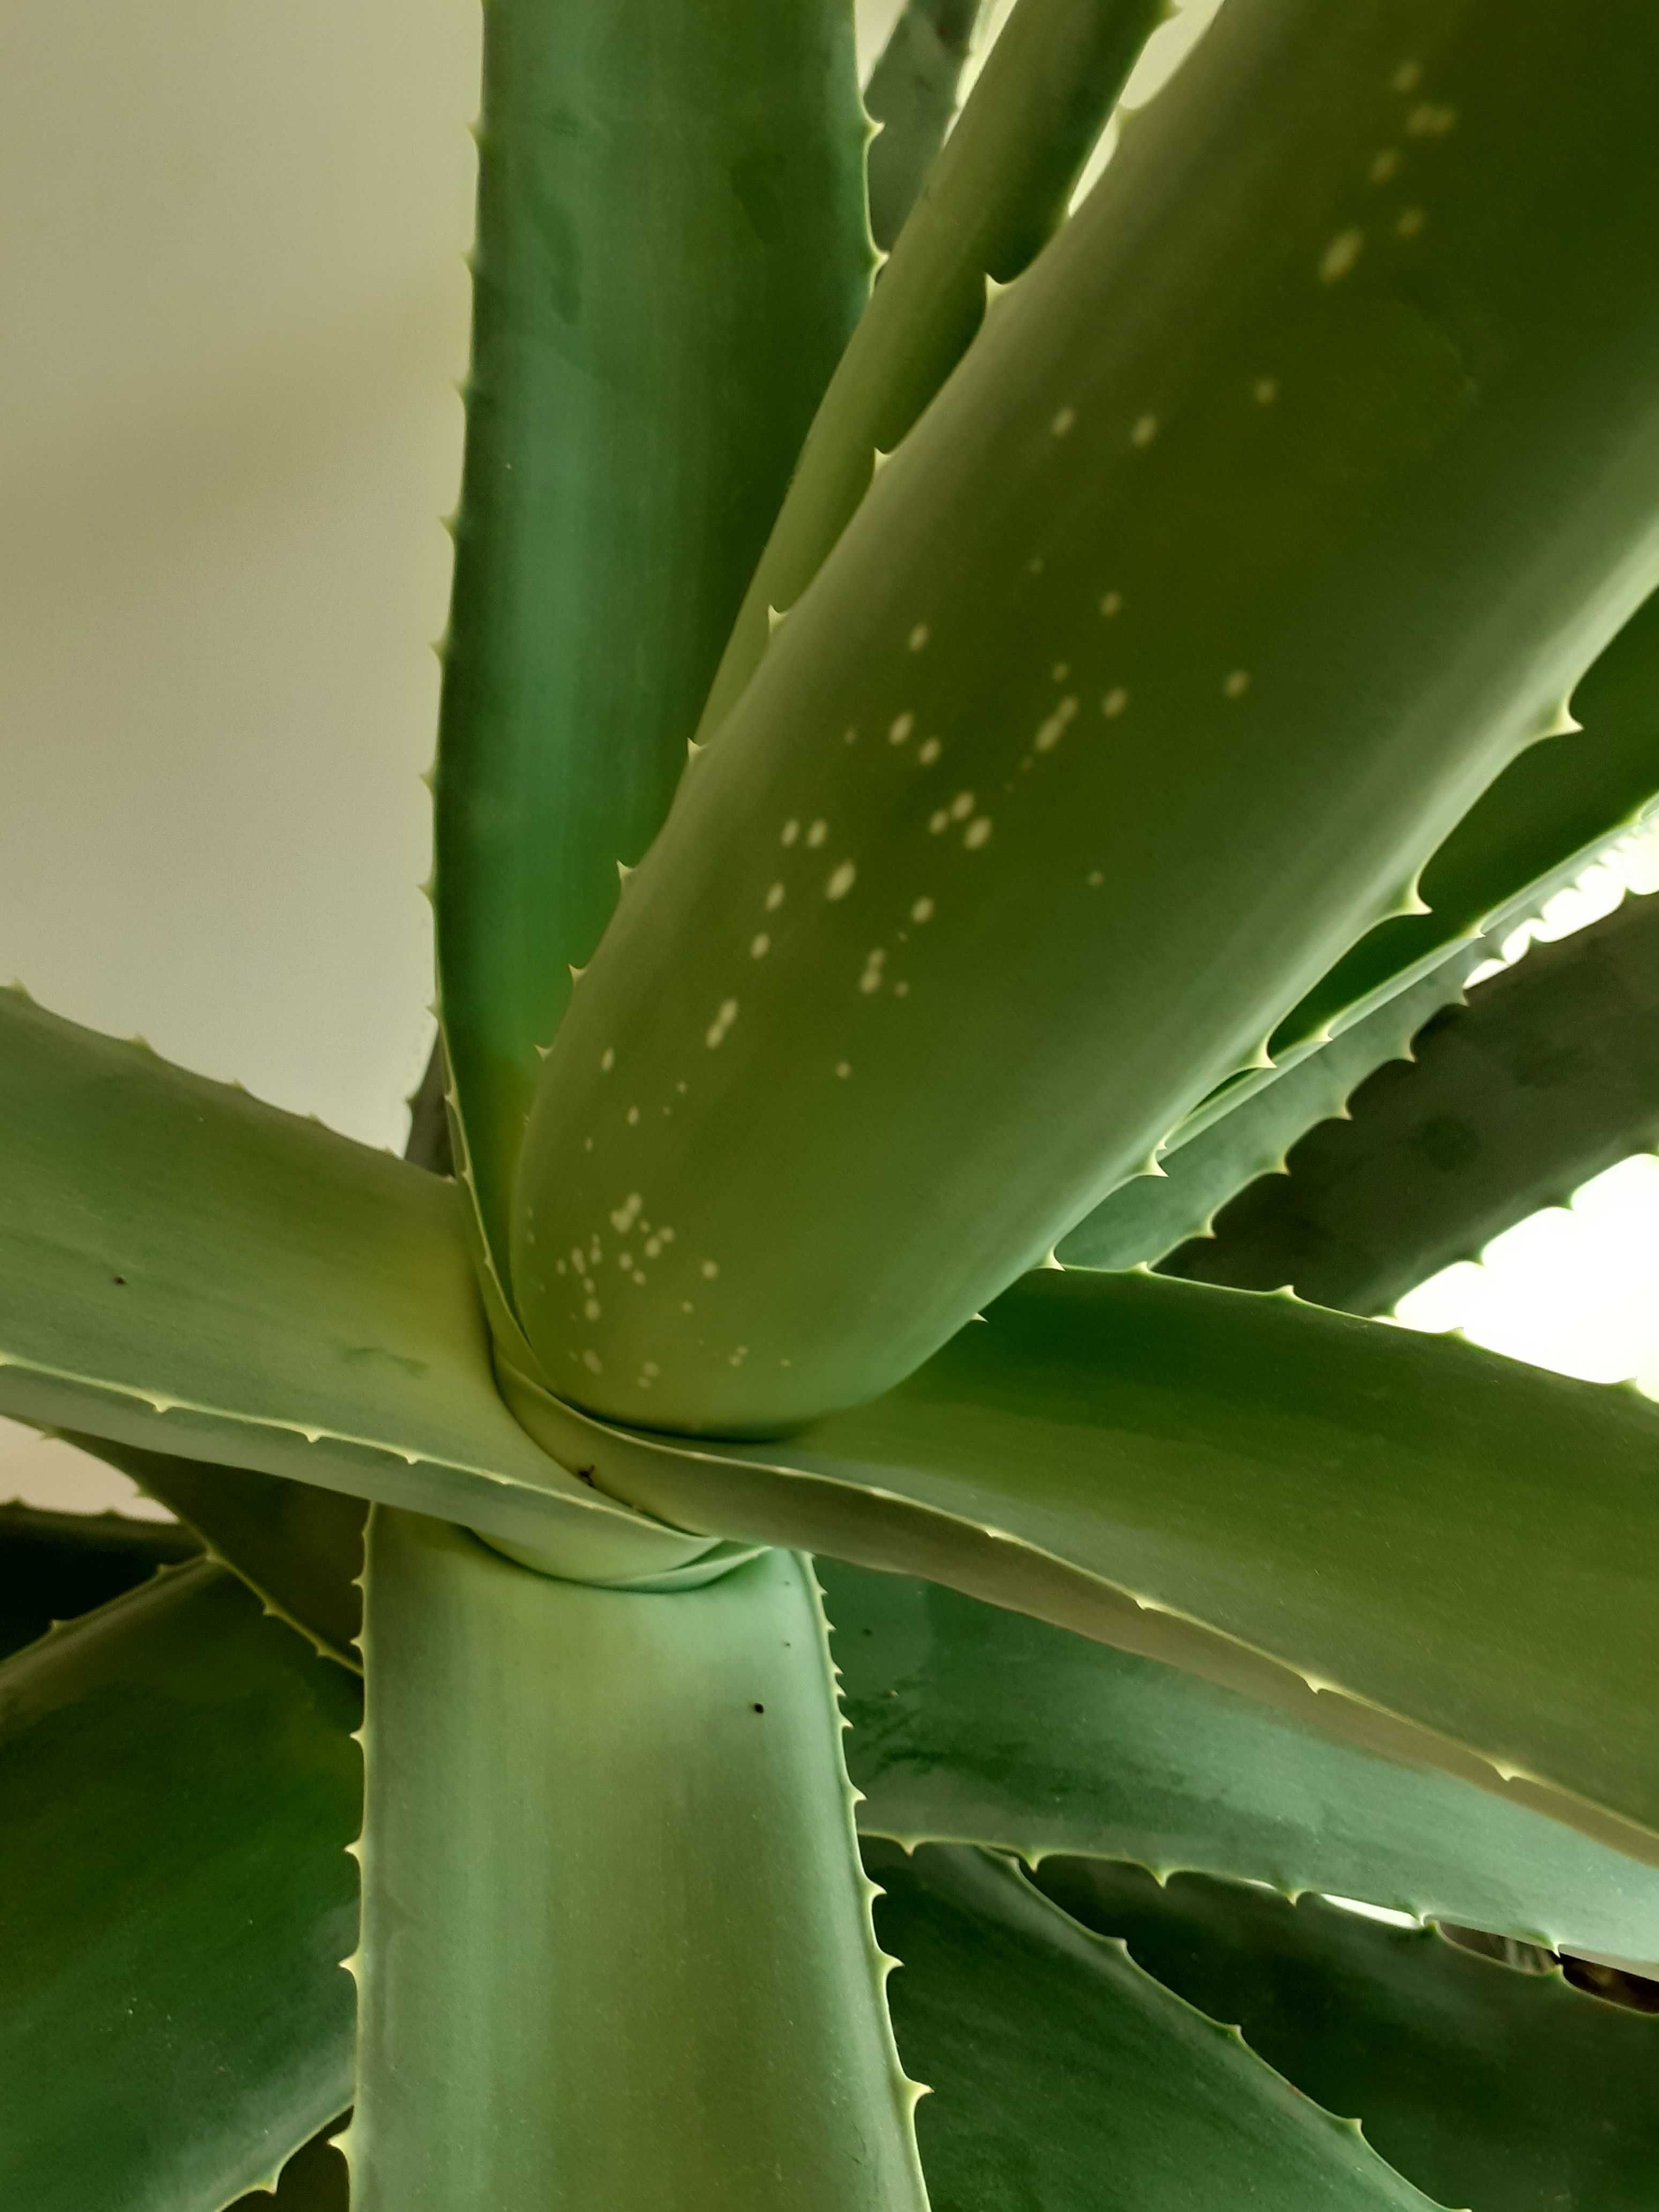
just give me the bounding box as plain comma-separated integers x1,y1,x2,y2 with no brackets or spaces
1057,948,1484,1271
345,1511,926,2211
0,1561,358,2212
0,987,714,1582
863,0,988,251
433,0,870,1316
0,1501,196,1662
823,1559,1659,1960
1040,1856,1659,2212
1173,882,1659,1313
67,1433,364,1667
516,0,1659,1432
501,1266,1659,1866
1273,582,1659,1059
866,1841,1432,2209
693,0,1163,747
1087,584,1659,1239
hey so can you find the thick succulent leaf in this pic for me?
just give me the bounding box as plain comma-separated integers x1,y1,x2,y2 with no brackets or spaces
1172,883,1659,1313
433,0,871,1313
1058,949,1483,1271
0,987,714,1582
0,1562,358,2212
69,1432,364,1667
694,0,1162,750
867,1841,1432,2209
346,1511,925,2212
863,0,987,251
516,0,1659,1431
1041,1856,1659,2212
502,1267,1659,1866
0,1500,196,1662
824,1560,1659,1959
1274,581,1659,1058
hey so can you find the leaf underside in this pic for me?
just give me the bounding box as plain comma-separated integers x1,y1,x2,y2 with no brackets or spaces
869,1841,1433,2209
1040,1855,1659,2212
0,1563,358,2212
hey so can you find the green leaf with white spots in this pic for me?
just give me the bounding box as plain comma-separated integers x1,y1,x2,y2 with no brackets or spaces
502,1266,1659,1869
514,0,1659,1433
0,1563,358,2212
1040,1856,1659,2212
824,1559,1659,1961
432,0,871,1318
346,1513,927,2212
695,0,1164,748
868,1842,1435,2210
0,987,712,1583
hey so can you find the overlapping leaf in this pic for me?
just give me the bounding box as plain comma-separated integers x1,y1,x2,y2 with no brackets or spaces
504,1267,1659,1865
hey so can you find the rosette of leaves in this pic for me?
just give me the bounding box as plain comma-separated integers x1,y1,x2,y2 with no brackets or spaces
5,2,1659,2207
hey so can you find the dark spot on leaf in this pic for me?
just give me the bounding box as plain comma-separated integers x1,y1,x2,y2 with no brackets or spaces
752,1702,765,1714
573,1464,597,1489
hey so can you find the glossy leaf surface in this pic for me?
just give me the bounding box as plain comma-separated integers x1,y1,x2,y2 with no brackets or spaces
517,0,1659,1431
0,1563,358,2212
869,1842,1432,2209
824,1559,1659,1957
505,1267,1659,1864
1042,1856,1659,2212
348,1513,925,2212
0,988,711,1581
434,0,871,1311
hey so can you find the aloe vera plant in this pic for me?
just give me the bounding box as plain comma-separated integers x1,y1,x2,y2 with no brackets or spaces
7,0,1659,2204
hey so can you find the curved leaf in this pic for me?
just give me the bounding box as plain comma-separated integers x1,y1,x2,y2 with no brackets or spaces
516,0,1659,1431
1170,882,1659,1313
433,0,871,1311
1041,1856,1659,2212
0,987,714,1582
823,1559,1659,1959
868,1841,1432,2209
0,1562,358,2212
346,1513,926,2212
501,1267,1659,1866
